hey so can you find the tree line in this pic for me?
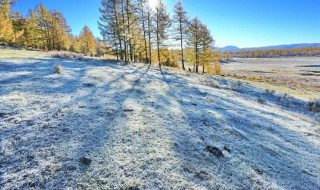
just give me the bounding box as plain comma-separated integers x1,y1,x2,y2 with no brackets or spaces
0,0,100,56
99,0,221,73
0,0,221,74
222,47,320,59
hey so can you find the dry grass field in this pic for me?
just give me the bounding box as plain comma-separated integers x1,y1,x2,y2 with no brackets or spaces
222,57,320,100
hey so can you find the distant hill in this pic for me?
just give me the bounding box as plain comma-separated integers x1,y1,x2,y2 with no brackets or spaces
218,46,240,51
219,43,320,51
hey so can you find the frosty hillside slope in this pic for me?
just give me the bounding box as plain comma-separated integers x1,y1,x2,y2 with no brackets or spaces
0,54,320,189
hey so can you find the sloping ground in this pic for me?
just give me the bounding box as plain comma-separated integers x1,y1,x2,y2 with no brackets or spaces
0,54,319,189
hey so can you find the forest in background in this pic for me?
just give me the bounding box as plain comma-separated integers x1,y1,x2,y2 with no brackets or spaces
0,0,101,56
221,47,320,61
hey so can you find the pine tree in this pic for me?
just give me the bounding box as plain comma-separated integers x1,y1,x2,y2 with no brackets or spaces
79,26,96,56
155,0,171,68
173,0,188,70
0,0,14,44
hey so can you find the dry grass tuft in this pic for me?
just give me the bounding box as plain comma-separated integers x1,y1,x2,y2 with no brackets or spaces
265,89,275,95
51,51,84,60
206,80,221,88
228,81,242,91
54,65,63,74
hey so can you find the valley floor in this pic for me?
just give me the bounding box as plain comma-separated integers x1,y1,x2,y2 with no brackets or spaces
222,57,320,100
0,51,320,189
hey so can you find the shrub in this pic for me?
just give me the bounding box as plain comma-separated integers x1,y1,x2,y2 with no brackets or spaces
308,100,320,112
228,81,242,91
54,65,63,74
206,79,220,88
52,51,84,60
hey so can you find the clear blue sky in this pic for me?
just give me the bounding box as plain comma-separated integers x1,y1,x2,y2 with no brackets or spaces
12,0,320,48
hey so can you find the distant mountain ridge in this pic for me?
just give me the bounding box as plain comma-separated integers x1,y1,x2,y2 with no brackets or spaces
218,43,320,51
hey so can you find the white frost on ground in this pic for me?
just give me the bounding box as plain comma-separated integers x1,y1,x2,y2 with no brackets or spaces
0,54,320,189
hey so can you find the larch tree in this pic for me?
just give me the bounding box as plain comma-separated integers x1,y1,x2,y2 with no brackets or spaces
51,10,71,50
155,0,171,68
125,0,136,62
0,0,14,44
99,0,124,61
96,37,110,57
146,3,153,64
70,35,81,53
79,26,96,56
186,17,202,72
199,24,214,73
137,0,149,63
187,17,215,73
173,0,188,70
35,4,53,50
23,10,40,48
11,11,25,46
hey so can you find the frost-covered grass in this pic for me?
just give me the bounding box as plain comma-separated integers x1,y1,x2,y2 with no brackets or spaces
0,50,320,189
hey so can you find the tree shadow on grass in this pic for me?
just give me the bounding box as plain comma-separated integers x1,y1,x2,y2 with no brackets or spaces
1,60,319,189
156,69,320,189
0,58,150,189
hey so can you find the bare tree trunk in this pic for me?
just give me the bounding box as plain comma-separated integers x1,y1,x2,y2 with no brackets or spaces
141,8,148,63
121,0,127,62
179,21,185,70
113,2,123,61
156,8,161,69
126,0,133,62
195,41,199,73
